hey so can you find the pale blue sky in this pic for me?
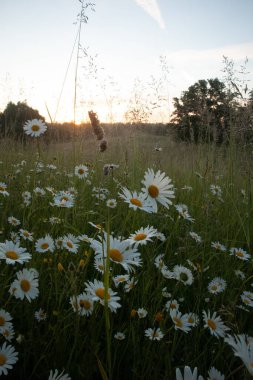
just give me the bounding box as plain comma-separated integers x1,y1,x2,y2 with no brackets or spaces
1,0,253,122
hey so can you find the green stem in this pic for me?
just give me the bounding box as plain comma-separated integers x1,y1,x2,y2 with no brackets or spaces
104,216,112,379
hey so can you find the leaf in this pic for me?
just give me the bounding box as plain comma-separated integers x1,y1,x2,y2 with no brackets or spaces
96,355,109,380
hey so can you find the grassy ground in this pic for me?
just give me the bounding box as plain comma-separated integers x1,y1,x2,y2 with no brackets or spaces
0,129,252,379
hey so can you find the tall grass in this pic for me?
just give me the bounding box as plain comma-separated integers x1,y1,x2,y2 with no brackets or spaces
0,129,252,379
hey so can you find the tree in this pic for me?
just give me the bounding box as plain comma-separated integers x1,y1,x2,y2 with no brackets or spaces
0,101,45,139
171,78,234,143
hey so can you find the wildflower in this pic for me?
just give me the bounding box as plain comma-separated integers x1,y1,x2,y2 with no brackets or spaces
224,334,253,376
75,164,89,179
113,274,129,287
88,110,104,140
175,204,194,222
241,291,253,307
70,293,94,316
137,308,148,318
35,308,47,321
207,277,227,295
19,229,34,241
0,182,9,197
7,216,20,227
0,240,31,265
22,191,32,206
170,310,192,333
35,235,55,253
62,234,79,254
0,342,18,376
207,367,225,380
235,270,246,280
145,328,164,341
23,119,47,137
94,257,105,274
173,265,194,286
52,191,74,208
141,168,175,212
84,279,121,313
106,199,117,208
119,187,154,213
127,226,158,246
165,299,180,313
185,312,199,327
124,277,138,293
154,254,167,271
103,163,119,176
48,369,71,380
211,241,226,252
9,268,39,302
155,232,166,241
90,233,142,273
189,231,202,243
49,217,62,225
176,366,204,380
202,310,229,338
230,247,251,261
57,263,64,272
210,184,222,197
114,332,125,340
0,309,13,332
33,187,46,196
1,324,15,342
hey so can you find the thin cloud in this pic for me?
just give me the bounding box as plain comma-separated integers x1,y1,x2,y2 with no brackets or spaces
134,0,165,30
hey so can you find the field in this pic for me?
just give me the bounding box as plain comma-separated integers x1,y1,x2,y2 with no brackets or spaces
0,126,253,380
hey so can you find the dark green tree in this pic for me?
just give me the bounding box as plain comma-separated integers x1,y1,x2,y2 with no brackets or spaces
0,101,45,138
171,78,235,143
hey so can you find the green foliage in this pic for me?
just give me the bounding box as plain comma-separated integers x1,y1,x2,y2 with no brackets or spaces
0,101,45,139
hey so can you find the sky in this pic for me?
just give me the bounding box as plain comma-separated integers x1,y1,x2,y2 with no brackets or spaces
1,0,253,123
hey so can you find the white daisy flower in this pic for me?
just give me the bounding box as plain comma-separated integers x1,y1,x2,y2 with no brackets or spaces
207,277,227,294
84,279,121,313
241,291,253,307
224,334,253,376
52,191,75,208
119,187,154,213
35,235,55,253
155,232,166,241
202,310,230,338
176,366,204,380
74,164,89,179
175,204,194,222
106,199,117,208
141,168,175,212
144,327,164,341
210,184,222,197
9,268,39,302
70,293,94,316
124,277,138,293
1,324,15,342
33,187,46,196
19,229,34,241
114,332,125,340
0,342,18,376
170,310,192,333
112,274,129,287
173,265,194,286
211,241,226,252
34,308,47,321
94,257,106,274
0,309,13,332
230,247,251,261
189,231,202,243
154,254,167,271
90,233,142,273
127,225,158,246
7,216,20,227
62,234,79,254
207,366,225,380
23,119,47,137
0,240,31,265
185,312,199,327
137,308,148,318
0,182,9,197
48,369,71,380
165,299,180,312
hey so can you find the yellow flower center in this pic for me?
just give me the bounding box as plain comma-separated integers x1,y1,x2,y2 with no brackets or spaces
78,169,85,174
236,251,244,257
179,272,189,282
109,248,123,262
170,303,177,309
0,354,6,366
130,198,142,207
24,231,30,237
0,316,5,326
80,300,91,310
148,185,159,198
31,124,40,132
20,279,31,292
0,186,5,191
152,331,159,338
67,241,73,248
60,197,69,202
173,316,183,327
6,251,19,260
188,316,194,324
211,285,217,291
134,233,147,241
207,319,217,330
95,288,110,300
41,243,49,250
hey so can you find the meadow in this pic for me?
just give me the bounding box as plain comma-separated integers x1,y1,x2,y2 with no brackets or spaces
0,122,253,380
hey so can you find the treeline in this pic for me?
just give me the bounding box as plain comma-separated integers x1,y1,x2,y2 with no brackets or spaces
1,77,253,145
